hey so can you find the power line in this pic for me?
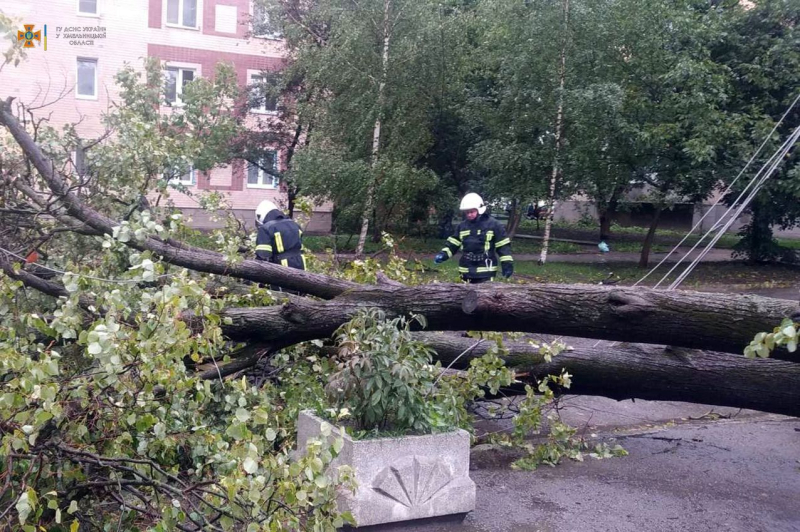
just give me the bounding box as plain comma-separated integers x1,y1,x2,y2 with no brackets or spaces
633,92,800,288
654,122,800,289
666,125,800,290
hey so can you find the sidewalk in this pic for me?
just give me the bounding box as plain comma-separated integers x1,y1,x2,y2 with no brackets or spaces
362,396,800,532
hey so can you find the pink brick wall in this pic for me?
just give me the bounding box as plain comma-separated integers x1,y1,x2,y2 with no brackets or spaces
149,0,162,28
2,1,331,228
147,43,283,85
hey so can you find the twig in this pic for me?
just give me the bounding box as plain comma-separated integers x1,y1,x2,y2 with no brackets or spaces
429,339,484,392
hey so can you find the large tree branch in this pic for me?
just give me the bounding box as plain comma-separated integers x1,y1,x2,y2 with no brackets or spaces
0,249,96,311
416,333,800,418
215,283,800,360
0,97,358,299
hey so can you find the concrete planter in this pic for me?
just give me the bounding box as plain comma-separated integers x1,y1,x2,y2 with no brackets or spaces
296,410,476,527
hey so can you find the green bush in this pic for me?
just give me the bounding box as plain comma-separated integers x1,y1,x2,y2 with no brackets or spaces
325,310,440,436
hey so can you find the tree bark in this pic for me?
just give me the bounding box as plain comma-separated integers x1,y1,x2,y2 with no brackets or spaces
639,206,663,268
417,333,800,417
506,199,523,238
599,212,612,242
213,283,800,361
356,0,392,257
539,0,570,266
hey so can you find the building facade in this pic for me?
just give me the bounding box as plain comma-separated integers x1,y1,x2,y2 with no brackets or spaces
1,0,332,232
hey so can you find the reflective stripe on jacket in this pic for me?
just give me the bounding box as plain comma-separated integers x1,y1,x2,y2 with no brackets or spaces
441,213,513,280
255,209,306,270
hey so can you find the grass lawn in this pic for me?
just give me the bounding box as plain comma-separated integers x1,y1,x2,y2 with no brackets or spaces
182,222,799,289
302,234,584,255
415,257,800,289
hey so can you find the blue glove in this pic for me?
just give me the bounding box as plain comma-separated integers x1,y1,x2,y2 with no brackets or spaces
434,252,447,264
501,261,514,278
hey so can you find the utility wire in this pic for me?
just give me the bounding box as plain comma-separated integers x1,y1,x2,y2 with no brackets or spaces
654,122,800,288
633,92,800,288
667,125,800,290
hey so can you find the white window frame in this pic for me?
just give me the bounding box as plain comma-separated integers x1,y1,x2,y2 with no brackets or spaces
76,58,98,100
251,1,281,39
165,0,201,30
247,151,279,189
77,0,99,16
167,164,196,186
247,71,279,114
164,64,198,106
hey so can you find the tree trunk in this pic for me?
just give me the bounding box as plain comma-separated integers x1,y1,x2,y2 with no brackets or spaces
287,185,298,219
599,212,612,242
539,0,570,266
506,199,523,238
639,206,663,268
597,178,625,242
285,120,305,218
417,333,800,417
356,0,391,257
212,283,800,361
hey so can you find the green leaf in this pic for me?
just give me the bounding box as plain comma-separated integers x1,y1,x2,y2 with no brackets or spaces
15,491,32,524
242,457,258,475
333,437,344,454
225,422,247,441
235,408,251,423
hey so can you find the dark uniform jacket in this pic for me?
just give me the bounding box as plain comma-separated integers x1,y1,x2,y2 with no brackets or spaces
255,209,306,270
441,212,513,280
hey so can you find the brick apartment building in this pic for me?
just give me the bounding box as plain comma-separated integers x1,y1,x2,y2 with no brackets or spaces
1,0,332,232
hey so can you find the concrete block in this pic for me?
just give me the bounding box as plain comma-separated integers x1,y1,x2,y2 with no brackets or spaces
295,410,476,527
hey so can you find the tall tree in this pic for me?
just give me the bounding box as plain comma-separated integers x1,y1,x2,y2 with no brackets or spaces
710,0,800,263
266,0,472,252
593,0,733,267
467,0,575,239
539,0,570,265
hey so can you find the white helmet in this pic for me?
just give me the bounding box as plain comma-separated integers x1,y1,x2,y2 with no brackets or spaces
255,200,279,225
460,193,486,215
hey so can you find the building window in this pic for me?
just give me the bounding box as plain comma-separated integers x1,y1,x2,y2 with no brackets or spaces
247,151,279,188
167,0,198,28
252,2,281,39
165,67,195,105
248,73,278,113
78,0,98,15
76,58,97,99
167,164,196,186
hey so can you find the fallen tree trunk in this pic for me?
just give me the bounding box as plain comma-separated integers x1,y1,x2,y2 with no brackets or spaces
4,100,798,360
417,333,800,417
216,283,800,360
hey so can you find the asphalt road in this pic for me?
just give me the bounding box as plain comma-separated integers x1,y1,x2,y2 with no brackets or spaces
360,398,800,532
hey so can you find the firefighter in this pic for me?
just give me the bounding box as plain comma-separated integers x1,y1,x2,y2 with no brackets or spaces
433,193,513,283
254,200,306,270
